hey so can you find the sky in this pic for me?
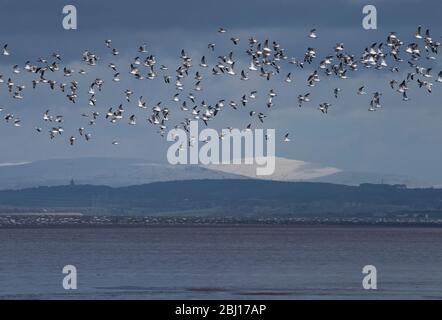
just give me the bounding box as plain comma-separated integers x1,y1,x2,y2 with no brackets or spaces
1,0,442,182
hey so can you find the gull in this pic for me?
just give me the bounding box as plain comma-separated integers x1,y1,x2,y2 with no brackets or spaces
129,115,136,125
289,57,304,68
298,93,310,107
208,43,215,51
48,80,57,90
406,43,420,55
283,133,290,142
7,78,13,92
397,80,408,93
218,27,226,33
112,48,119,56
52,52,62,61
230,37,240,45
437,71,442,83
357,86,367,95
402,91,409,101
88,95,96,106
13,91,23,99
249,91,257,99
200,56,208,67
194,71,203,80
12,65,20,74
307,70,319,86
130,63,140,75
67,93,77,103
240,70,249,80
335,43,344,52
319,56,333,69
2,44,9,56
319,103,331,114
139,44,147,53
69,136,76,146
125,89,133,102
241,95,248,106
4,114,13,122
389,80,397,89
248,61,258,71
308,29,317,39
132,57,141,66
417,79,433,93
63,67,75,77
108,63,117,71
334,88,341,98
49,127,64,139
285,73,292,83
371,92,382,108
180,101,189,111
54,115,64,123
113,73,121,82
43,110,52,122
415,26,423,39
423,68,432,78
105,39,112,48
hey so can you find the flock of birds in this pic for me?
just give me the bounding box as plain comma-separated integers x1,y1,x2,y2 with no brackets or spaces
1,26,442,146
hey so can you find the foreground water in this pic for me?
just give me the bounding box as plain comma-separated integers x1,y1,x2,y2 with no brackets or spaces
1,225,442,299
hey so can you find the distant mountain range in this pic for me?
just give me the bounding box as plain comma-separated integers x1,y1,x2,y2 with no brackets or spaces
0,157,432,190
0,179,441,217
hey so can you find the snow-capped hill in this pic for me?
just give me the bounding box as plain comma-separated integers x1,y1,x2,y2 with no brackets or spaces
204,157,341,181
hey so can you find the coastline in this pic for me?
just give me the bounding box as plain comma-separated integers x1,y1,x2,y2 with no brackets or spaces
1,215,442,229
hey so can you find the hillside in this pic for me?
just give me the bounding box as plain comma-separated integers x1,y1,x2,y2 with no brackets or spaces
0,180,442,217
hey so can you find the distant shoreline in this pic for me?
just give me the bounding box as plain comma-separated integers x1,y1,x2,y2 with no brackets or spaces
1,215,442,229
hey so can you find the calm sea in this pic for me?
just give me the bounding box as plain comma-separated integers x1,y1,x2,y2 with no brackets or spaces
1,225,442,299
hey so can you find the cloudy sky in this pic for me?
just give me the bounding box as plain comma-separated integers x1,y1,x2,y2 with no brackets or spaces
1,0,442,182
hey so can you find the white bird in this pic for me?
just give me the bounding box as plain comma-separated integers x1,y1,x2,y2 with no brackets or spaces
283,133,291,142
415,26,422,39
357,86,367,95
2,44,9,56
437,71,442,83
308,29,317,39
